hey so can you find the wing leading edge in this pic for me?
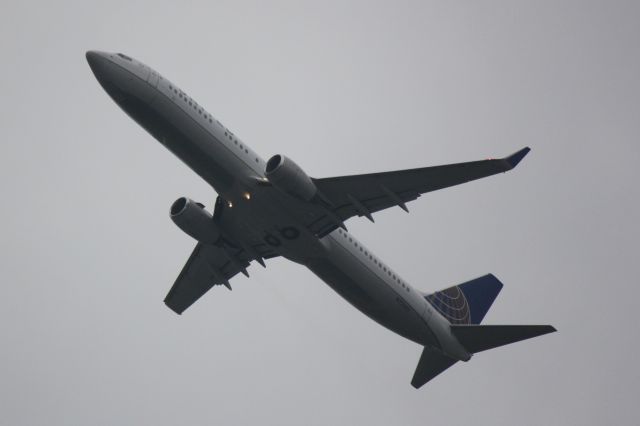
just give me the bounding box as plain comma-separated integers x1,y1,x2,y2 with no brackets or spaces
312,147,530,225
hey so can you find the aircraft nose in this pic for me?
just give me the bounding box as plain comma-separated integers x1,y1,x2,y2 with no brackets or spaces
86,50,102,66
86,50,110,79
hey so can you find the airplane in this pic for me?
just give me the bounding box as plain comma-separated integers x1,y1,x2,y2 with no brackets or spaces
86,50,555,388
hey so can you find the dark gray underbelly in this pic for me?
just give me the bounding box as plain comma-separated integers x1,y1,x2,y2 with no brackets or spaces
112,87,235,191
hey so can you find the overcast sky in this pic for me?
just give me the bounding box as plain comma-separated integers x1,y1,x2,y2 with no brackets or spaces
1,1,638,425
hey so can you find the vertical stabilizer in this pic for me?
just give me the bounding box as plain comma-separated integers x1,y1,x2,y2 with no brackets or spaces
425,274,503,324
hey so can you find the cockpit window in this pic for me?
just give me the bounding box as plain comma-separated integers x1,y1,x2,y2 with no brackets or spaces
117,53,133,61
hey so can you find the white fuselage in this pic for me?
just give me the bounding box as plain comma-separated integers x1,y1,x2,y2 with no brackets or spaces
87,51,470,361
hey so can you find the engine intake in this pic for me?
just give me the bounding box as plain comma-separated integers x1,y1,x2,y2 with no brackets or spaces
265,155,317,201
170,197,221,244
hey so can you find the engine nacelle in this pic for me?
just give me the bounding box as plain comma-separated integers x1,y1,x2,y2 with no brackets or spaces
170,197,221,244
265,154,317,201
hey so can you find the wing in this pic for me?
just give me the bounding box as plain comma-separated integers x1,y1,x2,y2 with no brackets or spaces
312,147,530,224
164,198,279,315
164,243,241,314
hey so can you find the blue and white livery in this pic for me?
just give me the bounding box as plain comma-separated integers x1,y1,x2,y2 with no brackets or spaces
87,51,555,388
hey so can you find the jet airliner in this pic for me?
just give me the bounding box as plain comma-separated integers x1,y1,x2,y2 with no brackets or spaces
86,50,555,388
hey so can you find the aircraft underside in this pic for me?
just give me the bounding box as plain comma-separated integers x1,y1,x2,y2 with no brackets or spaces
87,50,556,389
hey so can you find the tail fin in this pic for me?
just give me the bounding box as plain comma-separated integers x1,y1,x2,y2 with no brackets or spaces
425,274,503,324
451,325,557,353
411,347,457,389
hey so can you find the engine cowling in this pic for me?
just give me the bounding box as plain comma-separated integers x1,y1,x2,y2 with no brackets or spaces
170,197,221,244
265,154,317,201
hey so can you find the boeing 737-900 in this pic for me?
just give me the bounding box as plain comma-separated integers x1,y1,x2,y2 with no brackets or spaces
86,50,555,388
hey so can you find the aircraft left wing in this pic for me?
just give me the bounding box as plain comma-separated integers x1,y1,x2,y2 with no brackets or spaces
312,147,530,226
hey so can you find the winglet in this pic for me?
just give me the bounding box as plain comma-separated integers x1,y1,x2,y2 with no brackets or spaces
504,147,531,170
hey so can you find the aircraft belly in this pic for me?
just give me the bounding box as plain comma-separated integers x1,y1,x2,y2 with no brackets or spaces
305,236,435,346
147,94,241,192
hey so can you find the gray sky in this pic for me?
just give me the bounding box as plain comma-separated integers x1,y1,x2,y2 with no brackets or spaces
1,1,638,424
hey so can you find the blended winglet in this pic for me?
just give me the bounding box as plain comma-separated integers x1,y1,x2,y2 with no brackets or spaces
504,147,531,170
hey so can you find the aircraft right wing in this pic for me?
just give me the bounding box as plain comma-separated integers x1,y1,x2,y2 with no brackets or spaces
165,243,247,314
312,147,530,226
164,198,279,315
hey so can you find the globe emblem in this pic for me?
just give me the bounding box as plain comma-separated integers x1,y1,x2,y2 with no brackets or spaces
425,286,471,324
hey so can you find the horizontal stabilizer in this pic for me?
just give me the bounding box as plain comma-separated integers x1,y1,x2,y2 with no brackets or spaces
450,324,556,354
411,347,457,389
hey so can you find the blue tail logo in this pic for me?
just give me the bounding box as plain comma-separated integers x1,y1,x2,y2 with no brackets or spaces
425,274,503,324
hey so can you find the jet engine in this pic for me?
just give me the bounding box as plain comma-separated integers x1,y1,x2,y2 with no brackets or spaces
265,154,317,201
170,197,221,244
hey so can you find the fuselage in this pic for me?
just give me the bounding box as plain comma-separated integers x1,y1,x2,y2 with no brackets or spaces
86,51,470,361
